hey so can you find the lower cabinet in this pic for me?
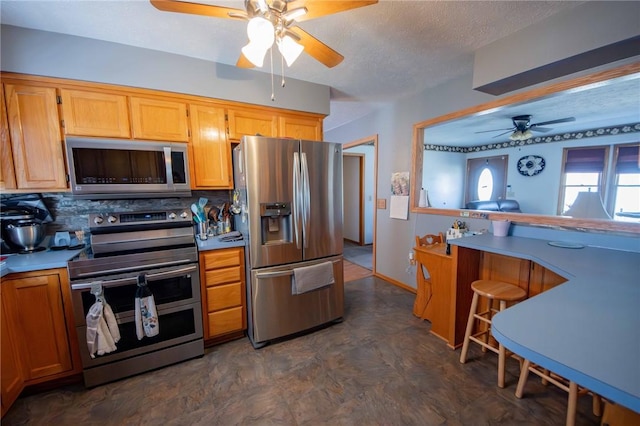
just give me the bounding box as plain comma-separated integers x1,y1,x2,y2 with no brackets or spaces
1,268,81,417
200,247,246,345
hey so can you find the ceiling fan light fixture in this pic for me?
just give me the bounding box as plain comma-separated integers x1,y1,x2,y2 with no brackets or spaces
241,41,270,67
277,35,304,66
282,6,308,22
243,17,275,67
509,129,533,141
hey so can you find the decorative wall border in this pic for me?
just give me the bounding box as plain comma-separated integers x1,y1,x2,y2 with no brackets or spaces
424,122,640,152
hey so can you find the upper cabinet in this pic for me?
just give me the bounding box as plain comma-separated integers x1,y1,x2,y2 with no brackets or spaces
227,108,278,141
279,115,323,140
130,97,189,142
4,83,67,191
59,89,131,138
189,104,232,189
0,85,17,190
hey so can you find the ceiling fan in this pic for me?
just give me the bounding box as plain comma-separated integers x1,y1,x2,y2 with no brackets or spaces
476,115,576,141
150,0,378,68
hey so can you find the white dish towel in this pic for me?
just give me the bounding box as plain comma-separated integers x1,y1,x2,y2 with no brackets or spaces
85,284,120,358
135,276,159,340
292,261,335,295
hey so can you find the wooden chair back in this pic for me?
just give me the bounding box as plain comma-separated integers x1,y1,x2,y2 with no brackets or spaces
415,232,444,247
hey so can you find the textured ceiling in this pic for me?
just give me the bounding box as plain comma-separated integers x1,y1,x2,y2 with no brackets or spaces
0,0,607,131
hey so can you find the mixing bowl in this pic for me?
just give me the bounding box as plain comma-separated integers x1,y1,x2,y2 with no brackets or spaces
5,221,45,251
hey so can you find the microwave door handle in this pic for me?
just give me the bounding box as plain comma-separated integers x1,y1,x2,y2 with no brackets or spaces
164,146,174,188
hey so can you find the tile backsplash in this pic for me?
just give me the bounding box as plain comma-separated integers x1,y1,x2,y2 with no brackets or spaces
2,190,231,236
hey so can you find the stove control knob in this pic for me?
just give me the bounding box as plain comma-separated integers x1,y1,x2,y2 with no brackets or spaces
107,215,117,224
168,212,177,220
93,216,104,225
180,211,189,219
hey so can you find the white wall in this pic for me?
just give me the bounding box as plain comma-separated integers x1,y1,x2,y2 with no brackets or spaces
342,155,361,242
343,144,375,244
0,25,330,116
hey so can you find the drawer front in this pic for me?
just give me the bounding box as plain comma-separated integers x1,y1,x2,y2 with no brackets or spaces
208,306,243,336
207,282,242,312
202,248,241,270
205,266,241,286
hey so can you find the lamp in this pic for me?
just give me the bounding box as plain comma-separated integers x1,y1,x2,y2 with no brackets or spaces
563,191,611,219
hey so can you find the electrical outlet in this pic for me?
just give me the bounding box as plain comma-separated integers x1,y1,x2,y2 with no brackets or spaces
408,251,416,265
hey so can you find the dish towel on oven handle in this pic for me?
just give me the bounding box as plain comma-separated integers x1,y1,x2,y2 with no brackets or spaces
86,282,120,358
135,274,159,339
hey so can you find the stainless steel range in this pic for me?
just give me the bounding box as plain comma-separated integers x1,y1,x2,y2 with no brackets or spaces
67,209,203,387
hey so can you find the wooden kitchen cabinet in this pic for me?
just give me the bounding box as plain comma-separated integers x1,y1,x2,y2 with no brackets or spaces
59,89,131,138
0,85,16,190
279,115,322,140
189,104,232,189
130,96,189,141
227,108,278,141
1,283,24,418
199,247,246,345
1,269,81,385
3,83,67,190
415,244,568,349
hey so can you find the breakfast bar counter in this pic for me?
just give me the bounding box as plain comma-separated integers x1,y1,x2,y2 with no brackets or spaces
449,233,640,412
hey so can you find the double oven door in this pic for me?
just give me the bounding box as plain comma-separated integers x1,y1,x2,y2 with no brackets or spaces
70,262,203,385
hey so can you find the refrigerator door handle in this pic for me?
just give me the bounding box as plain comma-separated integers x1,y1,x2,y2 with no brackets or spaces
293,152,301,249
301,152,311,249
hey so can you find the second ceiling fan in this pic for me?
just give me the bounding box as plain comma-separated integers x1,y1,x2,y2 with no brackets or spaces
150,0,378,68
477,115,576,141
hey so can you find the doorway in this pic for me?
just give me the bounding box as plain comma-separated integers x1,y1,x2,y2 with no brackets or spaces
342,135,377,278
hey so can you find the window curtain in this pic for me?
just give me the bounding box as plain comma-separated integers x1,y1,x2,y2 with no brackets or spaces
615,144,639,174
564,147,606,173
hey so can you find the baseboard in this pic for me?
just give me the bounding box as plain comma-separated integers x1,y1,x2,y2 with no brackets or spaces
374,272,416,294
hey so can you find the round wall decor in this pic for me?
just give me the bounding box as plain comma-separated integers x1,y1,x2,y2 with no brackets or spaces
518,155,545,176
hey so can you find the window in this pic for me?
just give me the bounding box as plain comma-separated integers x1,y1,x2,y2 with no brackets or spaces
612,144,640,221
560,144,640,221
465,155,508,204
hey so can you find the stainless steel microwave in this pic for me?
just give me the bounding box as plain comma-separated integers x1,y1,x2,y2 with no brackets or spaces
65,137,191,199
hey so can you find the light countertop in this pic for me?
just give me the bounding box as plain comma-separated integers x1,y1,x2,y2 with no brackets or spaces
1,246,86,277
196,237,246,251
449,233,640,412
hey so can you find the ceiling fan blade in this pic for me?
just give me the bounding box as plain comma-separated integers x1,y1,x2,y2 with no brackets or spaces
288,26,344,67
531,117,576,127
474,127,514,134
236,52,255,68
150,0,246,20
531,126,553,133
492,130,514,138
289,0,378,22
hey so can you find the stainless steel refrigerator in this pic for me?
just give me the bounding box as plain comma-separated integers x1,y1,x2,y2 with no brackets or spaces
233,136,344,348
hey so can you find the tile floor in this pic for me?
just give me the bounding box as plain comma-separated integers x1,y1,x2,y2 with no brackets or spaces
3,277,600,426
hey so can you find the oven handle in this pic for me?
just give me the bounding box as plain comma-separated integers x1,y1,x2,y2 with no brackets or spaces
70,260,195,281
71,265,198,291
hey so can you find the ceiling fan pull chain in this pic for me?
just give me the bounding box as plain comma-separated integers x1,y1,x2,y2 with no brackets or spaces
281,53,286,88
270,47,275,101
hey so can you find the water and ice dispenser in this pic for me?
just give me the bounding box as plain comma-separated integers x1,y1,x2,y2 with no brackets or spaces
260,202,292,245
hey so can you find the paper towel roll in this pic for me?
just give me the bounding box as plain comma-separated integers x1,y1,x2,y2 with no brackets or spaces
418,189,427,207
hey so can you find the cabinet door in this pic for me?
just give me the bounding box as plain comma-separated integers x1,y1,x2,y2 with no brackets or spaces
189,104,231,188
227,108,277,141
4,84,67,190
60,89,130,138
1,284,25,418
278,115,322,140
2,273,73,380
0,85,16,190
130,97,189,141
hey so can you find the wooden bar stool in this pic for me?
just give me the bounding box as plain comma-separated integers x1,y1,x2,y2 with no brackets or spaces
515,359,602,426
459,279,527,388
